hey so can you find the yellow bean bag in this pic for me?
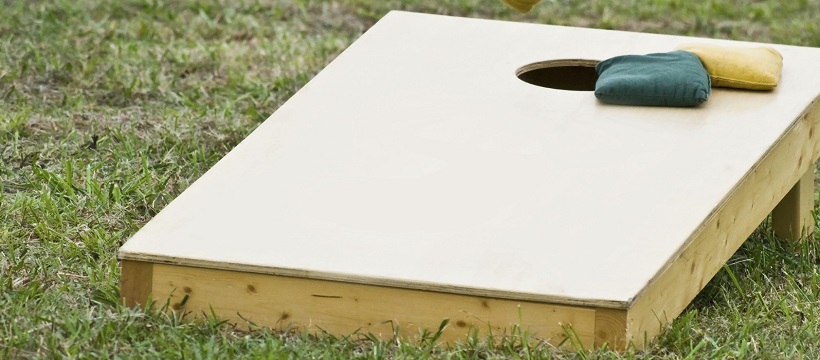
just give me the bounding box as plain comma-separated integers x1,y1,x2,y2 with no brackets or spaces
501,0,541,12
677,44,783,91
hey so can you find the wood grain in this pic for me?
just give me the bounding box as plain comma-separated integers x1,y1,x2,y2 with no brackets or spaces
594,308,627,350
150,263,596,346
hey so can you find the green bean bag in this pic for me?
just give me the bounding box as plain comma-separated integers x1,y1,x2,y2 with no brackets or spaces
594,51,711,107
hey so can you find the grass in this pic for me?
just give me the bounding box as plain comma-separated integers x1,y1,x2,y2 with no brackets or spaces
1,0,820,358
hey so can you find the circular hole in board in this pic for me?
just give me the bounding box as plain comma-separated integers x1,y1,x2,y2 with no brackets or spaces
516,59,600,91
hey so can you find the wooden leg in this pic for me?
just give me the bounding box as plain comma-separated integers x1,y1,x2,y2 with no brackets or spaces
120,260,154,308
772,166,816,240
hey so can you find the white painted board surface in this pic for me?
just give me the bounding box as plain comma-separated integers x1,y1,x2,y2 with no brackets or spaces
119,11,820,307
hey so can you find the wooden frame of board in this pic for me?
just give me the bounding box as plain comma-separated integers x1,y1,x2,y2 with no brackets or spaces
119,11,820,350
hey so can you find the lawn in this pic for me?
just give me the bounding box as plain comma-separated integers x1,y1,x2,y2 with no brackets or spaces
2,0,820,358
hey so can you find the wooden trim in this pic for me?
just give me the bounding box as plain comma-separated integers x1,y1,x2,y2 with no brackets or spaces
120,260,154,308
117,253,628,310
149,263,597,347
626,98,820,348
773,166,816,240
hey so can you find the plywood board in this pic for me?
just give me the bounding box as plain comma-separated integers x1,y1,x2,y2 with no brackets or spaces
118,11,820,348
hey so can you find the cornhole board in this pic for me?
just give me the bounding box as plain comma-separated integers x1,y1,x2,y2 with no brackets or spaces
118,11,820,350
